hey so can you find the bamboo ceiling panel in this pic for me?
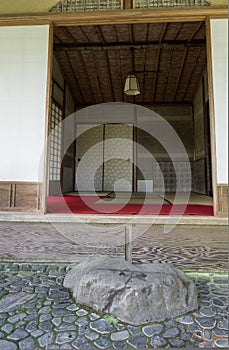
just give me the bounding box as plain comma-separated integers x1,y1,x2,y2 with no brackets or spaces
50,0,210,13
54,22,207,105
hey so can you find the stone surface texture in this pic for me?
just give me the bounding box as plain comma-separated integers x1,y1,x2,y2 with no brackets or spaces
64,257,198,325
0,262,227,348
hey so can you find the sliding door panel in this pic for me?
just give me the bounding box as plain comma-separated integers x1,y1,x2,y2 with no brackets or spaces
104,124,133,192
75,124,103,192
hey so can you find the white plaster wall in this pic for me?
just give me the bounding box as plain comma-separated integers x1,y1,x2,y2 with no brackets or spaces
0,25,49,182
211,19,228,184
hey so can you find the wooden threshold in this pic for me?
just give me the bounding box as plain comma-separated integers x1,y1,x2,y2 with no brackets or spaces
0,212,227,225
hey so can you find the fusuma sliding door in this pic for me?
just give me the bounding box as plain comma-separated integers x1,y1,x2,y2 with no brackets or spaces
75,123,133,192
103,124,133,192
75,125,104,192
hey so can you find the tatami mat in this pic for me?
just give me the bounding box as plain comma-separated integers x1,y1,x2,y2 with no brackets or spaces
91,192,213,206
164,193,213,205
65,192,213,206
95,193,166,205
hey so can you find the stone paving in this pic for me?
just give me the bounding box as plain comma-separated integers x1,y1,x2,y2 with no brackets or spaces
0,262,228,349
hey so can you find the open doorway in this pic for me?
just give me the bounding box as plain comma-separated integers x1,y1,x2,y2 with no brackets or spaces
47,21,213,215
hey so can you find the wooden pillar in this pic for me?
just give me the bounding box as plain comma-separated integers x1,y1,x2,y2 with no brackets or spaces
125,224,133,263
123,0,134,9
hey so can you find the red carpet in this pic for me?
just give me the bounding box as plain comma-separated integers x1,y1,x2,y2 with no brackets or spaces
47,196,214,216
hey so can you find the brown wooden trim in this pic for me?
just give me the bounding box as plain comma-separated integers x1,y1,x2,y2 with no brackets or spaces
37,184,41,210
11,185,16,207
43,23,54,214
0,20,52,27
9,184,13,207
205,17,217,216
124,0,134,9
216,184,228,217
0,182,42,211
0,181,41,185
0,7,227,27
60,80,67,193
202,76,210,196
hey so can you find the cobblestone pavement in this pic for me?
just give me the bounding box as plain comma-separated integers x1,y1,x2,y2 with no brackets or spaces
0,263,228,349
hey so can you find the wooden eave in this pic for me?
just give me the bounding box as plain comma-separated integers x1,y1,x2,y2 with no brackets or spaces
0,6,227,26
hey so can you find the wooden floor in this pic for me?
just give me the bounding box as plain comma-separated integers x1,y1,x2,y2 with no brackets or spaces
0,222,227,271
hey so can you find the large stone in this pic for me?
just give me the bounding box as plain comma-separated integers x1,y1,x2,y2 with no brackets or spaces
63,257,198,325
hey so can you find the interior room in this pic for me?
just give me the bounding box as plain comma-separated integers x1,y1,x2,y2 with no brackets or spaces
48,21,213,215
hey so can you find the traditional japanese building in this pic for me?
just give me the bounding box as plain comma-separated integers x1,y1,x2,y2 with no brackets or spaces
0,0,227,219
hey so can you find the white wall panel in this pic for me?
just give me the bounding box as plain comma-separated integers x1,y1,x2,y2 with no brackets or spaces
0,25,49,182
210,19,228,184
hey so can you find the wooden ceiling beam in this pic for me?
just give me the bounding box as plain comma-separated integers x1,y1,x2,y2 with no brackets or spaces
188,21,203,41
152,48,161,103
91,52,105,103
172,47,188,103
54,39,206,51
129,24,134,44
60,26,78,44
176,46,201,102
159,23,168,42
73,101,193,109
64,51,85,105
77,50,97,104
105,50,115,102
181,46,202,101
54,33,62,43
186,47,207,101
162,47,174,102
96,25,106,44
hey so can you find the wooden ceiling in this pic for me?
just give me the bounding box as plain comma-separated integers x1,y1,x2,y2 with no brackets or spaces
54,21,207,105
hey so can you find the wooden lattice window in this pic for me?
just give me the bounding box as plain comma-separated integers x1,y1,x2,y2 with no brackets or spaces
49,102,63,181
135,0,210,7
50,0,123,12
